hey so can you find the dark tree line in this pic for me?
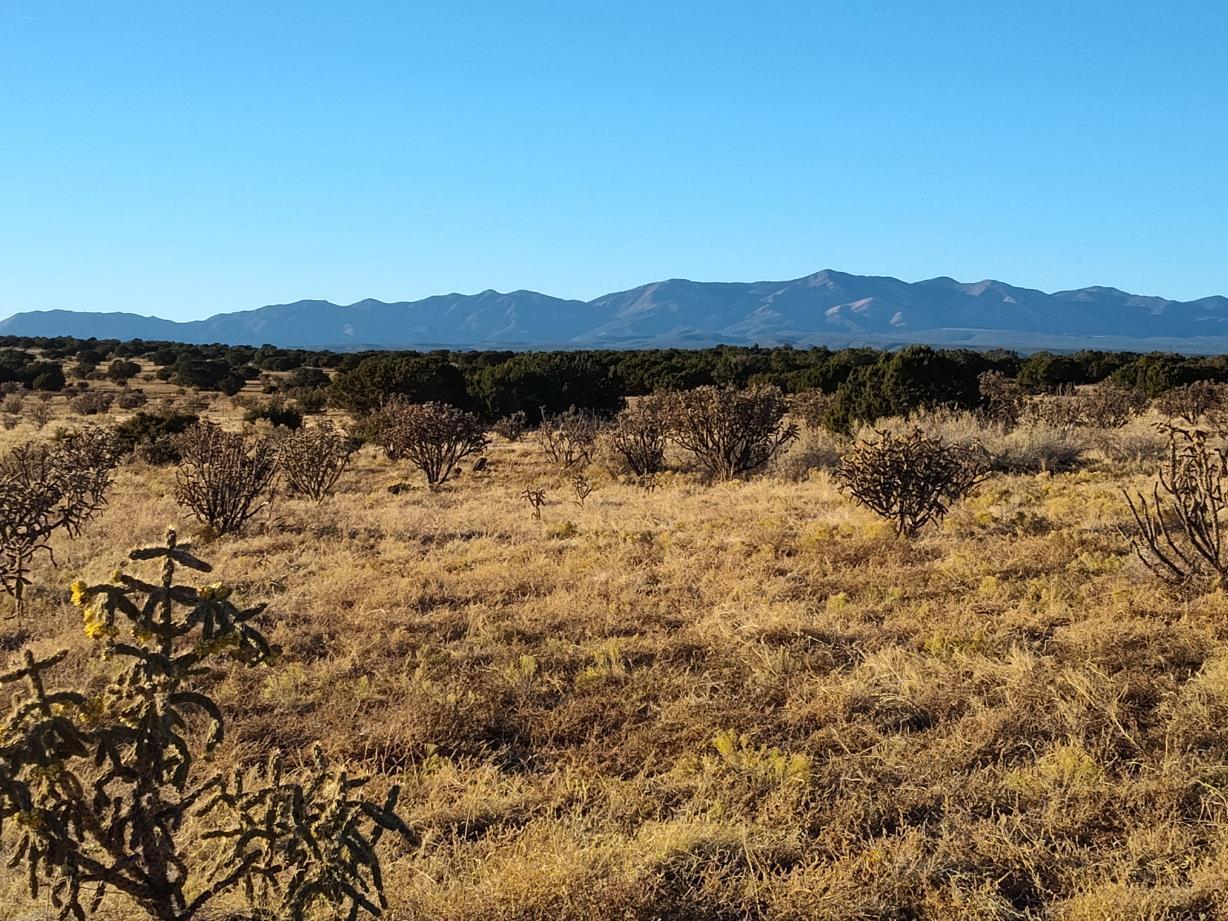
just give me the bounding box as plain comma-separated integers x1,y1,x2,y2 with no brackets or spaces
7,334,1228,430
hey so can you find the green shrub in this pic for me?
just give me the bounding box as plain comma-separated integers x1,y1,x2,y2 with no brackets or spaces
243,399,304,430
114,411,200,464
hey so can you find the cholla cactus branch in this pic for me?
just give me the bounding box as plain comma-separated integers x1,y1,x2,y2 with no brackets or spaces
1125,423,1228,588
0,530,411,920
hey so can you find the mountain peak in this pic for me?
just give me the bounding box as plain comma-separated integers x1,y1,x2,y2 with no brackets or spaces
2,269,1226,352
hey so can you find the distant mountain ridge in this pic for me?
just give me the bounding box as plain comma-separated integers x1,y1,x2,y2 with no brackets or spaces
5,270,1228,353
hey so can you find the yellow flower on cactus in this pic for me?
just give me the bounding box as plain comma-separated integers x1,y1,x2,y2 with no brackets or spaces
82,603,118,641
70,579,88,607
200,583,231,601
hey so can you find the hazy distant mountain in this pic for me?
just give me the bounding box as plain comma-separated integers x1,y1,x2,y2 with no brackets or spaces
5,270,1228,353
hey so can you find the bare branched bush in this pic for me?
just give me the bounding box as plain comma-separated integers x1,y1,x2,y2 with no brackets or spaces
0,530,414,921
535,407,603,471
115,387,148,410
836,428,989,538
377,399,488,486
1154,380,1228,425
2,394,23,417
665,385,797,481
788,389,835,430
1021,387,1085,429
1077,381,1149,428
175,423,277,534
978,370,1025,427
1125,424,1228,588
521,486,547,519
0,427,121,615
571,473,594,507
276,419,354,500
606,395,669,477
492,410,528,442
29,402,53,430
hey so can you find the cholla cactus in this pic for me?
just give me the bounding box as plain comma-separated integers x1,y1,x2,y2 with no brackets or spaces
276,419,354,500
374,399,488,487
175,422,277,534
664,385,798,481
0,426,121,615
836,428,989,538
199,745,411,920
520,486,547,520
0,530,413,921
535,407,602,471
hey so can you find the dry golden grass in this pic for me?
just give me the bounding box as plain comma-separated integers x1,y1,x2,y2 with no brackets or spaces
2,399,1227,919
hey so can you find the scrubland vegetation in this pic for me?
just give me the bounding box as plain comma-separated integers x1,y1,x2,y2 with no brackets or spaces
6,336,1228,918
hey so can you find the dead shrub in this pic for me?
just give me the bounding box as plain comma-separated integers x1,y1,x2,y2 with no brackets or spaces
116,387,149,409
836,428,989,537
175,422,277,534
276,419,354,500
70,389,114,416
1077,381,1149,428
1021,387,1084,428
1154,380,1228,425
665,385,798,481
377,399,488,486
493,410,528,442
28,402,53,430
536,407,604,471
788,389,835,430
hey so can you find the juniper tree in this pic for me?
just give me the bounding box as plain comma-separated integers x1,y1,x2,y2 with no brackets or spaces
0,529,414,920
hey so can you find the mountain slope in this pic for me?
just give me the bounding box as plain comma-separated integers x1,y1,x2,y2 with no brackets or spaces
4,270,1228,352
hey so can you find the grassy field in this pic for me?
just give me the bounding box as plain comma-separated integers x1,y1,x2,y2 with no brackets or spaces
2,383,1227,920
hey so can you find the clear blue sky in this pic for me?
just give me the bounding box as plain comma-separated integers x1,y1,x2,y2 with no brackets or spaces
2,0,1226,321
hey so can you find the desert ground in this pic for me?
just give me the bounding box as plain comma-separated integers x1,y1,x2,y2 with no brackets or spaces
2,377,1226,920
